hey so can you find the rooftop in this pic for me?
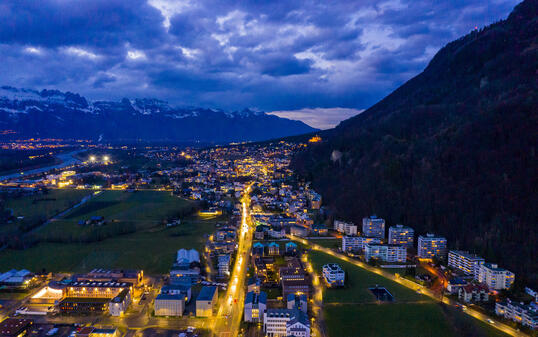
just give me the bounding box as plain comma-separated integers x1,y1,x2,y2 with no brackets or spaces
197,286,217,301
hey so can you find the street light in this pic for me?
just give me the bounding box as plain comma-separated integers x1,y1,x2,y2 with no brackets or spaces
89,156,96,162
103,155,110,162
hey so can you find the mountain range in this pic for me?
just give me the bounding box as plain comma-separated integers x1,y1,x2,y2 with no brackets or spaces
0,86,317,143
293,0,537,286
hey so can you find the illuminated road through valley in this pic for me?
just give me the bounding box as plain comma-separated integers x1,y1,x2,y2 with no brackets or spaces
213,185,254,337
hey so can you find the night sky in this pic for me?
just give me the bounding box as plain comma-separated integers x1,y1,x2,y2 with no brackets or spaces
0,0,519,128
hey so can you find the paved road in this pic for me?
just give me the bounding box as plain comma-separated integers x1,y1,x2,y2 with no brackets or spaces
289,235,527,337
213,185,254,337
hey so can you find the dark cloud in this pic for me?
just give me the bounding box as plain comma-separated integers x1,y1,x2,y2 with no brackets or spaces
0,0,520,121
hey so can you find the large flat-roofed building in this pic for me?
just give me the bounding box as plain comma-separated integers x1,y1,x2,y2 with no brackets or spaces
342,236,381,253
77,269,143,286
334,220,357,236
154,294,185,316
170,265,200,285
322,264,345,287
59,297,110,314
365,243,407,263
417,234,447,259
196,286,218,317
65,281,132,298
362,215,385,238
282,279,310,299
0,269,36,289
161,284,192,302
478,263,515,290
448,250,485,279
388,225,414,248
244,291,267,322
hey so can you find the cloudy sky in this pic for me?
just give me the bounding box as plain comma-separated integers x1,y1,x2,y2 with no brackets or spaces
0,0,519,129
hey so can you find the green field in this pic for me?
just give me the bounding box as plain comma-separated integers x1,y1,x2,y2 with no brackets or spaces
2,189,91,233
323,303,509,337
33,190,197,241
309,250,426,303
309,250,509,337
0,214,224,274
0,190,223,274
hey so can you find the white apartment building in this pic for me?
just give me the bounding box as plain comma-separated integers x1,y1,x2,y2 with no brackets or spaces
362,215,385,238
478,263,515,290
334,220,358,236
264,309,310,337
342,236,381,253
388,225,414,247
218,254,231,276
322,263,345,287
417,233,447,259
364,243,407,263
244,291,267,323
448,250,485,279
496,299,538,330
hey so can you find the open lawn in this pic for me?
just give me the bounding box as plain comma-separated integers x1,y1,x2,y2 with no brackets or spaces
33,190,197,241
310,250,509,337
0,213,226,274
323,303,509,337
309,250,427,303
2,189,91,233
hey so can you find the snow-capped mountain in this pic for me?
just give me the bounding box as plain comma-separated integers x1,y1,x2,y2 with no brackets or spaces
0,86,317,142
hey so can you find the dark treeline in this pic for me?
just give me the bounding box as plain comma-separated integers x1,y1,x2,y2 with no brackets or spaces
293,0,538,286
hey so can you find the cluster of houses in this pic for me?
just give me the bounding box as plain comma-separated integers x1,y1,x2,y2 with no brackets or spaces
245,254,311,337
205,223,239,278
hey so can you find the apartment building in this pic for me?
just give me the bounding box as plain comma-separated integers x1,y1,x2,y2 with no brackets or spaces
364,243,407,263
334,220,358,236
322,264,345,287
417,234,447,259
496,299,538,330
388,225,414,247
342,236,381,253
477,263,515,290
362,215,385,238
448,250,484,279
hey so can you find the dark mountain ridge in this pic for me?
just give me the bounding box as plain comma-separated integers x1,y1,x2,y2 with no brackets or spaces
0,86,317,143
293,0,538,285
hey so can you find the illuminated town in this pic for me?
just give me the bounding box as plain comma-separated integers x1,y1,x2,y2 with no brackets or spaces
0,139,535,337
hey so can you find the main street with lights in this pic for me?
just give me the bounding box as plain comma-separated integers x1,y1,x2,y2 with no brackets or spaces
212,185,254,337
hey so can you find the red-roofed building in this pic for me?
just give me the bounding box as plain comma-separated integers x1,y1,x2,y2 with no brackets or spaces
458,283,489,303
